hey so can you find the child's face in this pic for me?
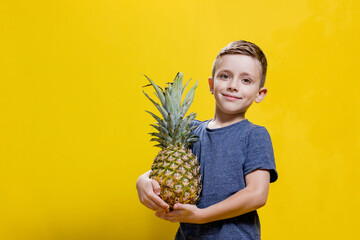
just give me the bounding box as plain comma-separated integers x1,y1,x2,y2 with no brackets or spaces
209,54,267,117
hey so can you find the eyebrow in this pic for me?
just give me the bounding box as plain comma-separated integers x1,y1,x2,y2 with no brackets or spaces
217,69,256,79
239,72,256,79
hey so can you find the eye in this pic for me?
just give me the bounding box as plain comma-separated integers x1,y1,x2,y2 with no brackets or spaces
242,78,251,84
219,73,230,80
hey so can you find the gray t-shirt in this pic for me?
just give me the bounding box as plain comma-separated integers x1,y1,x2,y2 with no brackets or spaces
175,119,278,240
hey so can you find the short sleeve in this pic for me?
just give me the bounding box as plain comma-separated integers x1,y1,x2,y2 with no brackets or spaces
244,126,278,183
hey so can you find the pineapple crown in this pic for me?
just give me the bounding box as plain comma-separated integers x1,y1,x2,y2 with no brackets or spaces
143,72,199,149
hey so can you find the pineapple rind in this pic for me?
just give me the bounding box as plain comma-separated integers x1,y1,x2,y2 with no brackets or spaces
150,145,201,209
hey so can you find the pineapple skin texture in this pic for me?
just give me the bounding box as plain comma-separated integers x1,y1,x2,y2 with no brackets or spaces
149,145,202,210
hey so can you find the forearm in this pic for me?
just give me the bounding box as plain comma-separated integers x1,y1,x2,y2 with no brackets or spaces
200,170,270,224
200,186,268,223
155,170,270,224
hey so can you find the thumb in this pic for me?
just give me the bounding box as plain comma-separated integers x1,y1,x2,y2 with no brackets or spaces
151,179,161,195
173,203,188,210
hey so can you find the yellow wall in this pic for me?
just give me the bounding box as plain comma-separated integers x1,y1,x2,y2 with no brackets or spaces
1,0,359,239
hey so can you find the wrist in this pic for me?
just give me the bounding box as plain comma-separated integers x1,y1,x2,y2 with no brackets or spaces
197,207,210,224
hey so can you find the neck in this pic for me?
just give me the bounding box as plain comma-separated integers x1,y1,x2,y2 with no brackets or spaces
208,109,246,129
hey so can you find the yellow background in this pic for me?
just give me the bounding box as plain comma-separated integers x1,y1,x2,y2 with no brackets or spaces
1,0,359,239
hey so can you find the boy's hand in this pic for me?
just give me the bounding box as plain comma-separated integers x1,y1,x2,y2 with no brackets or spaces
155,203,206,224
136,171,169,213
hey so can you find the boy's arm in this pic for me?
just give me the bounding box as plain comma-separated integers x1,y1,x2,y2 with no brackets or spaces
136,170,169,212
155,169,270,224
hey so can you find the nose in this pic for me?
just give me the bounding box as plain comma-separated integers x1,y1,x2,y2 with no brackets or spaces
228,79,239,92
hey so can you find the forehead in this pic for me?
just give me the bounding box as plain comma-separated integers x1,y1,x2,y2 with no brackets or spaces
215,54,262,79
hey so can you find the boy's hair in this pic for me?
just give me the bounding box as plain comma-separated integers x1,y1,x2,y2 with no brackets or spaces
211,40,268,88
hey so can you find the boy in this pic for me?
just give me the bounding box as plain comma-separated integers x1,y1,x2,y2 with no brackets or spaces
136,40,278,239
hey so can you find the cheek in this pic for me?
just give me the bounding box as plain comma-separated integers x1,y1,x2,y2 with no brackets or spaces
213,82,226,92
245,92,259,101
243,87,258,95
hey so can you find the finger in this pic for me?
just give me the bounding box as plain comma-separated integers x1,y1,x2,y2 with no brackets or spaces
146,190,169,211
173,203,189,210
148,182,169,210
145,198,169,213
140,191,167,212
157,210,181,218
145,199,162,212
151,180,161,195
173,203,183,210
151,196,169,211
137,177,169,212
155,212,179,222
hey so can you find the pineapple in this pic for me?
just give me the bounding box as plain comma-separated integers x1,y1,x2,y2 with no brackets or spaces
143,72,202,210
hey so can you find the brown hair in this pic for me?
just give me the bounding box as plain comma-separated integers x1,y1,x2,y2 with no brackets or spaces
211,40,268,88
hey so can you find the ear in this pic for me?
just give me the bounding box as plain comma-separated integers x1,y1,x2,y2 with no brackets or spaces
208,77,214,94
255,87,267,103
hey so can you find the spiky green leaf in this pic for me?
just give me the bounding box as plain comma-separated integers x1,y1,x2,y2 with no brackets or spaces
143,74,165,106
182,78,191,95
145,111,167,128
150,124,169,135
172,72,183,109
181,80,198,117
143,91,168,120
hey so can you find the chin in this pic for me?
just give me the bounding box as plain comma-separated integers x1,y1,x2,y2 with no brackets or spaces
220,108,246,115
216,103,249,116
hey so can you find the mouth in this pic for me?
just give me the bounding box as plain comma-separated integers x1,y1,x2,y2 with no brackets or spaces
222,93,242,101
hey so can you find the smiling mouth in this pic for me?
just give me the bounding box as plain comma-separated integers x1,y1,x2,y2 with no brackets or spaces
222,93,242,100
